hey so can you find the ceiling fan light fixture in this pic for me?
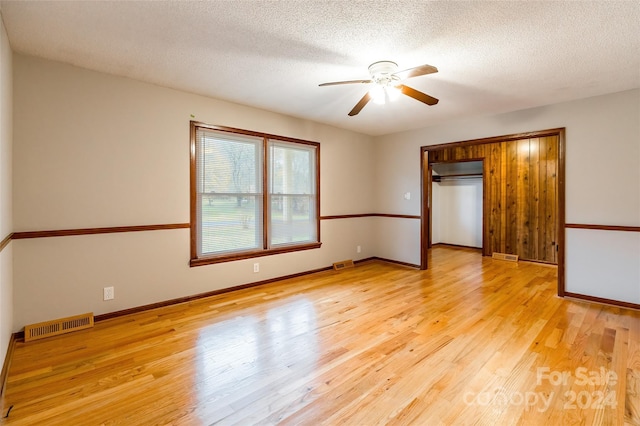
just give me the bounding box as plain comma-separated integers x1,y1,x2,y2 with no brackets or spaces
386,85,401,102
370,85,386,104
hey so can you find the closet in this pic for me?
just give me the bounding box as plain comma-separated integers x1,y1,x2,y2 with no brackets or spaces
423,132,561,265
431,161,483,249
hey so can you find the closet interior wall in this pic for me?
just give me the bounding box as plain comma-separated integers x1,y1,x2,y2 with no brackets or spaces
431,166,483,249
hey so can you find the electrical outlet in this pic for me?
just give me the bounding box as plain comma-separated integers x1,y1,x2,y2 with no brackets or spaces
357,245,362,253
103,286,114,301
253,263,260,273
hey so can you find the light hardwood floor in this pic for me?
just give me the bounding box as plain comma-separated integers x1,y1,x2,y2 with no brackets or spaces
1,247,639,425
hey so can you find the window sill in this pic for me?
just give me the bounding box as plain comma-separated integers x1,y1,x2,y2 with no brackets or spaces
190,242,322,267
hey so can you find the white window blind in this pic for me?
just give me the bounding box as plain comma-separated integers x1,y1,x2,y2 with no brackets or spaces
269,140,317,246
196,128,263,257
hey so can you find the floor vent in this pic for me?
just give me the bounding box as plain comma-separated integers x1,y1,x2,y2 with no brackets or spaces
24,312,94,342
333,259,355,271
492,252,519,262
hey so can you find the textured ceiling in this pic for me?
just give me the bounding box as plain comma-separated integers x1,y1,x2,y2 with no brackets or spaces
1,1,639,136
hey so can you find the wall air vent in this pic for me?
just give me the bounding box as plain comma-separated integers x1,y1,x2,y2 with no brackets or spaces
333,259,355,271
24,312,94,342
492,252,519,262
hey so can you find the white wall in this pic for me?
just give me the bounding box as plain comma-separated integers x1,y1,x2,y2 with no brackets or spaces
0,12,13,371
375,216,421,266
375,89,640,304
12,55,376,330
432,179,483,248
566,229,639,303
8,53,640,332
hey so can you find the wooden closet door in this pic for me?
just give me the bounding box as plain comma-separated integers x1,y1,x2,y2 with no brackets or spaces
506,136,558,264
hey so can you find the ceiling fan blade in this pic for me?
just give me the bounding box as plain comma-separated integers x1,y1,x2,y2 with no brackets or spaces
348,92,372,116
398,84,439,106
319,79,372,87
393,64,438,80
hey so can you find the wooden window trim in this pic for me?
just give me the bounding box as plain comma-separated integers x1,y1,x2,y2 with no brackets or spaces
189,121,321,267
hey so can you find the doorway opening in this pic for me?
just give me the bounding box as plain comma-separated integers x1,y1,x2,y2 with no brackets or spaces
420,129,566,295
430,160,484,250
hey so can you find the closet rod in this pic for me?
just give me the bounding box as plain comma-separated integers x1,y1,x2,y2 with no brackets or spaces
432,173,483,182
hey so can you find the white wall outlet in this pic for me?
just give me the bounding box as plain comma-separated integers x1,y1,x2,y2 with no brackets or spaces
357,245,362,253
103,286,114,301
253,263,260,273
404,192,411,200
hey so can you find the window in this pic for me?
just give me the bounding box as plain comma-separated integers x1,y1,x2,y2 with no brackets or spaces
190,122,320,266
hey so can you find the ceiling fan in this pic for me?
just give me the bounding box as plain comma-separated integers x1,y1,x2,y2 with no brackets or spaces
319,60,439,116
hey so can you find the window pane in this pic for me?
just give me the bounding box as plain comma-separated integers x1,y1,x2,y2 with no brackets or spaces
269,143,314,194
269,141,317,246
200,194,263,255
270,195,316,245
200,132,261,194
196,129,263,256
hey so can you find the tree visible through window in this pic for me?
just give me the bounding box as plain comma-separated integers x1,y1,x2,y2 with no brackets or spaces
190,122,320,266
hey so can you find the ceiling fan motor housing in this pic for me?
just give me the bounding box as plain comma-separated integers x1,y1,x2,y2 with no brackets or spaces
368,61,400,86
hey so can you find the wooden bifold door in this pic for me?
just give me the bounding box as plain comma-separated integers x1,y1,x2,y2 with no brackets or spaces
501,136,558,264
